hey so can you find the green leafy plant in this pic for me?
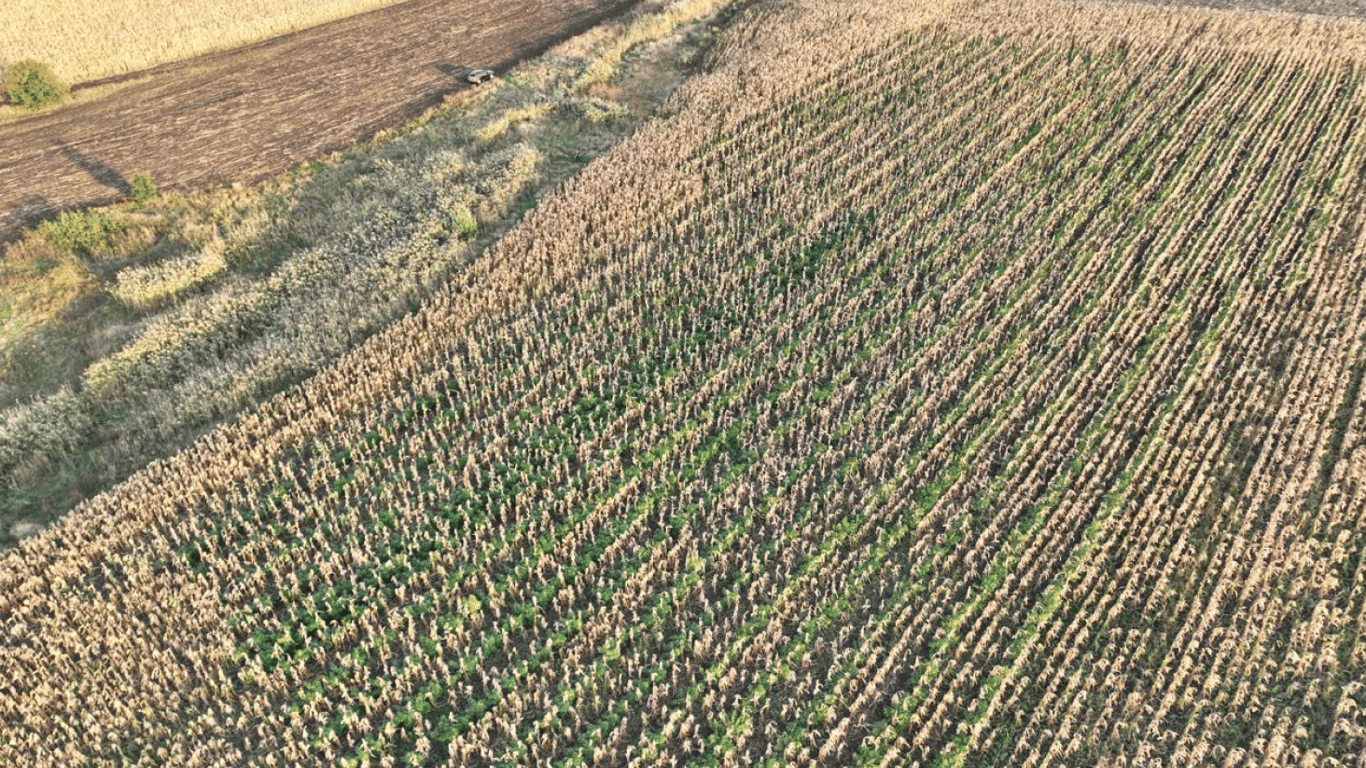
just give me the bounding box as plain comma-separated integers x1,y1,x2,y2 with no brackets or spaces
4,59,68,111
450,204,478,239
130,173,158,205
42,210,122,255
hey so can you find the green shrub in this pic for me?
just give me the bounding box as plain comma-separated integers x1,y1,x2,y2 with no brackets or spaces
4,59,68,111
576,96,629,123
130,173,158,205
43,210,122,255
450,204,478,239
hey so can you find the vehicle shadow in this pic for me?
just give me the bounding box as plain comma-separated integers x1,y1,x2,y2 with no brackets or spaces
433,62,470,80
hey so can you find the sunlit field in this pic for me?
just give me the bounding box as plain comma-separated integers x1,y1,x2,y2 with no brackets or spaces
1,0,409,84
3,0,1366,765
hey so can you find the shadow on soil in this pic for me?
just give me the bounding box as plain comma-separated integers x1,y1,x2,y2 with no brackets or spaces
1,194,56,244
56,143,131,195
434,61,471,79
0,151,128,245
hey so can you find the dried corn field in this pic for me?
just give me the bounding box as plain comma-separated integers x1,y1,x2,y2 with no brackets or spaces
4,0,1366,766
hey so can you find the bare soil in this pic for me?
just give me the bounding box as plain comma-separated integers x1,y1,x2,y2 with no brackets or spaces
0,0,638,241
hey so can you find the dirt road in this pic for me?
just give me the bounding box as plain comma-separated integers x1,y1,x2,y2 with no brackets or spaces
0,0,637,241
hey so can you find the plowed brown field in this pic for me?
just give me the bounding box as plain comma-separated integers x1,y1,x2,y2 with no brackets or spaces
0,0,637,241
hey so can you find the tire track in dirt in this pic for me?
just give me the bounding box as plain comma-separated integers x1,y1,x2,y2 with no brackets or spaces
0,0,639,241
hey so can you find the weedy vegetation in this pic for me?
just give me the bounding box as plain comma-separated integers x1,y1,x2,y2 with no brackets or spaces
129,173,158,206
